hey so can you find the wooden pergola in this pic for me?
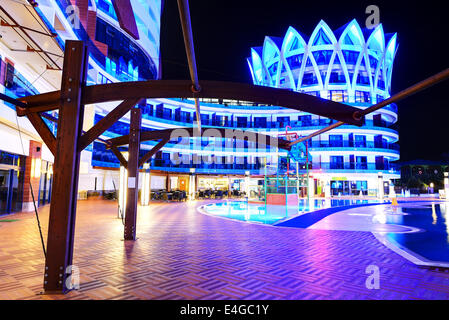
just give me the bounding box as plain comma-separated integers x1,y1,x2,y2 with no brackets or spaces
1,0,449,295
8,39,363,294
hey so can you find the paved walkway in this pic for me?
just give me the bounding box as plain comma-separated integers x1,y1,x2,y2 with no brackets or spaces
0,199,448,300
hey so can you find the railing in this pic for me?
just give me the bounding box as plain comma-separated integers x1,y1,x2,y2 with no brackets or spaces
1,65,39,109
309,141,400,152
139,111,398,131
313,162,400,173
91,157,401,175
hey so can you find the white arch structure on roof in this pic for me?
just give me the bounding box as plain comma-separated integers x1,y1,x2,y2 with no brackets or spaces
247,19,398,103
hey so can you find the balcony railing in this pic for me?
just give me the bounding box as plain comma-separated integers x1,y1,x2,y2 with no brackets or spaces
140,111,397,132
309,141,400,152
313,162,400,173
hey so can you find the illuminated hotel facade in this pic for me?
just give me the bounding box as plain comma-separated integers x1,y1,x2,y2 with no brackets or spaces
0,0,399,215
247,20,400,196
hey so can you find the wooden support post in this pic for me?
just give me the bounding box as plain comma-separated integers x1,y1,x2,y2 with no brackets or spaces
138,138,169,168
26,113,57,155
44,41,88,294
78,98,142,151
124,107,141,240
109,145,128,168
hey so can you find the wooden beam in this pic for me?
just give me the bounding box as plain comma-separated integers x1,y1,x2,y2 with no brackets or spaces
109,145,128,169
177,0,202,130
287,67,449,147
26,113,56,155
139,138,170,168
0,92,27,108
124,107,141,241
43,40,88,294
78,98,142,151
111,0,139,40
18,80,365,125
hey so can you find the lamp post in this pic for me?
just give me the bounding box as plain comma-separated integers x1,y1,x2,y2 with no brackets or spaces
141,163,150,206
245,170,250,201
444,172,449,199
189,168,196,200
118,152,129,219
378,172,384,199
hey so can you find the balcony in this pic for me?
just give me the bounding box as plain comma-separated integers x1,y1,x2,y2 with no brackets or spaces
309,141,400,153
312,162,400,174
138,110,398,133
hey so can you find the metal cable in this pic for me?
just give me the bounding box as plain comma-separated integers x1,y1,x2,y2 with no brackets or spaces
14,113,47,259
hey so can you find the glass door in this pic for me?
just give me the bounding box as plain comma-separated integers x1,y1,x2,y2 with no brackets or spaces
0,169,11,214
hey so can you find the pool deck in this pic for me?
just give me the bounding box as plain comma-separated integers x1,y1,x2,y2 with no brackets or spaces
1,199,449,300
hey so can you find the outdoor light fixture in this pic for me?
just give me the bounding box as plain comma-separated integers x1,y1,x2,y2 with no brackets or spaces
118,152,129,219
444,172,449,199
141,163,150,206
189,168,196,200
377,172,384,199
245,171,250,200
31,158,42,179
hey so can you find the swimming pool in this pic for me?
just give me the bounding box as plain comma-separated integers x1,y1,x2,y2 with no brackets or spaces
378,203,449,266
200,199,386,225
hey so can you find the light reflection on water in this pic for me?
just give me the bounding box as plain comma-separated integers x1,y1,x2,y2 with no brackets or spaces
386,203,449,263
203,199,381,225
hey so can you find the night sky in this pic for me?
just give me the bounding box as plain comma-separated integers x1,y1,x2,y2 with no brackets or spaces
160,0,449,162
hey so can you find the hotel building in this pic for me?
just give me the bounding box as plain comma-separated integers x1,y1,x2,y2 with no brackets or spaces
0,0,399,215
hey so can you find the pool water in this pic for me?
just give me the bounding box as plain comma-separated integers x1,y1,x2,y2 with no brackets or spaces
385,203,449,264
201,199,384,225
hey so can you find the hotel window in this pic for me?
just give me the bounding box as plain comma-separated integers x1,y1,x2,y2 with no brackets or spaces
369,55,378,71
354,135,366,148
200,114,209,125
330,156,344,169
286,54,303,69
254,117,267,128
356,73,370,86
302,72,318,86
329,72,346,84
236,117,248,128
155,104,163,118
329,135,343,147
299,115,312,126
0,151,25,215
355,91,371,103
342,50,359,65
180,111,191,123
162,108,172,120
215,115,228,127
377,77,386,90
312,50,333,65
375,156,385,170
356,156,368,170
329,91,348,102
277,116,290,128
